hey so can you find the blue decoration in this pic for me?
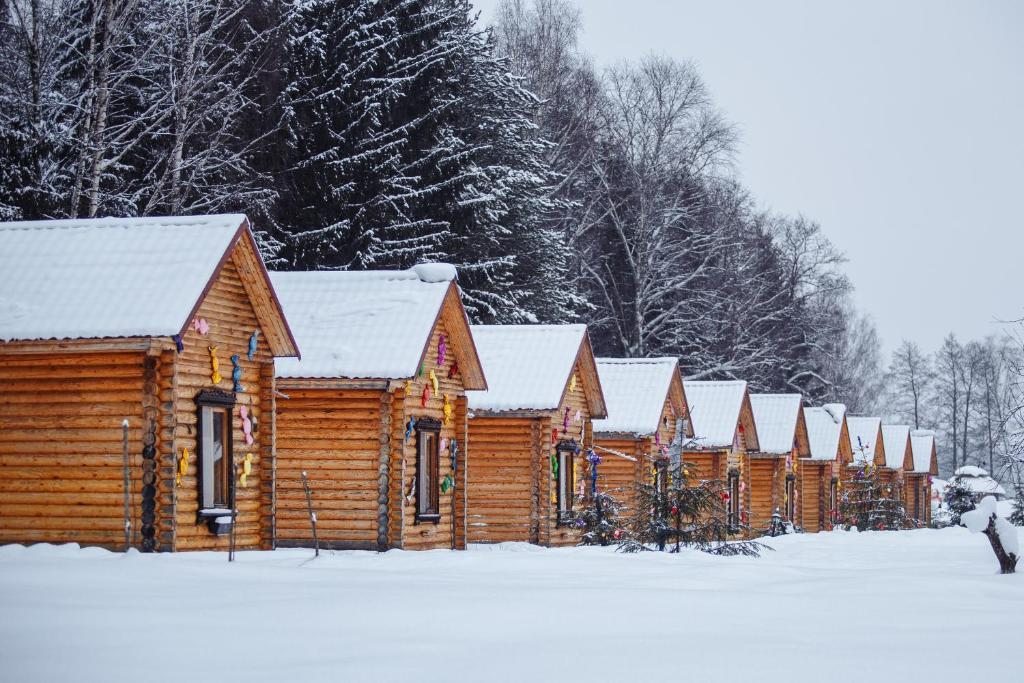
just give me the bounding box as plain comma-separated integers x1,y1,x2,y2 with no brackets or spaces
230,354,244,393
172,335,184,353
587,449,601,497
449,438,459,471
247,330,259,361
405,417,417,443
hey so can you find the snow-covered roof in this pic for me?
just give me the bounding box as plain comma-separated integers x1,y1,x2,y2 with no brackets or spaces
803,404,847,461
881,425,911,470
910,430,937,474
0,214,250,342
271,267,470,381
749,394,803,454
683,380,751,449
847,416,882,465
467,324,603,415
952,466,1007,497
592,358,679,436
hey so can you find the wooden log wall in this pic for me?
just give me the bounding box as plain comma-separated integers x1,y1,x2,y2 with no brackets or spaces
748,457,784,534
467,417,536,543
544,361,592,547
171,257,274,551
394,318,466,550
276,388,382,549
592,436,645,517
0,351,145,548
903,473,930,526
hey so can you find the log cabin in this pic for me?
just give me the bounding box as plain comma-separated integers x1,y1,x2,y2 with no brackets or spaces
465,325,606,547
269,265,486,551
748,394,811,532
681,380,760,536
0,215,299,551
800,404,852,532
879,425,913,503
591,358,690,517
906,430,939,526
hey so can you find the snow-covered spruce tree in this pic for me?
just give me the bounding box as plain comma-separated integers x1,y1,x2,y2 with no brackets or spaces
570,491,624,547
962,496,1019,574
943,478,976,526
620,461,767,556
1010,489,1024,527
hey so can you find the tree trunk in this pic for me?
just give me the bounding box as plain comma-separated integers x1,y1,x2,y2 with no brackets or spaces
983,515,1018,574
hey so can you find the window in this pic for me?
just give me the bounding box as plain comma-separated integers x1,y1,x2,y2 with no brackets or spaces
785,474,796,522
416,419,441,522
556,441,576,524
727,469,740,531
829,477,839,524
196,390,235,519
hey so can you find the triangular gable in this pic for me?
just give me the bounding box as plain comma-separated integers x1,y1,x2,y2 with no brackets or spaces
794,406,811,457
559,329,606,419
428,284,486,390
738,392,760,452
184,219,299,358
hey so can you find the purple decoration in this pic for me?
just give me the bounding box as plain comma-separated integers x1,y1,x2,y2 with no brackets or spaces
437,334,447,366
172,335,184,353
563,407,570,431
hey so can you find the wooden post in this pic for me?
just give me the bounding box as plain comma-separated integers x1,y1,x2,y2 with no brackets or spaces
301,470,319,557
122,419,131,552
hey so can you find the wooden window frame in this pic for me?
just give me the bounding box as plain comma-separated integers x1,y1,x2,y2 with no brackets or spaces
555,440,577,526
727,468,740,532
195,389,236,524
415,418,442,523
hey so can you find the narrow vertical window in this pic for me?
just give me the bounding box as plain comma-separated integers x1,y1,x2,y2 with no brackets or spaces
416,420,441,522
196,390,235,525
785,475,796,521
556,442,575,524
727,470,740,531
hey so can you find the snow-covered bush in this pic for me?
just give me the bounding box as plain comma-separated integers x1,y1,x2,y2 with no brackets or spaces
962,496,1019,574
943,478,976,526
1009,488,1024,527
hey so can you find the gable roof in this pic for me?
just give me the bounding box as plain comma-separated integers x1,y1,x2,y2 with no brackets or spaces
749,394,804,455
910,429,939,475
0,214,298,356
270,267,484,388
847,416,884,466
803,404,847,461
592,357,682,436
683,380,758,450
467,324,605,416
881,425,913,470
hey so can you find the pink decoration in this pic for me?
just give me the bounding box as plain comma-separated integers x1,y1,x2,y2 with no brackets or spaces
440,437,449,451
437,334,447,366
192,317,210,335
240,406,253,446
655,431,662,447
574,410,582,423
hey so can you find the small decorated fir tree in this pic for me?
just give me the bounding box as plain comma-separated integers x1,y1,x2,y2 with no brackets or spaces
1008,487,1024,527
944,478,976,526
839,465,911,530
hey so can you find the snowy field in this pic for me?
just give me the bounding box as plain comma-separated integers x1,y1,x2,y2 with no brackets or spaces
1,528,1021,683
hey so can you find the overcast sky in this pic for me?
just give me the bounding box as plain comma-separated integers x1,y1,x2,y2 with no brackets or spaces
473,0,1024,357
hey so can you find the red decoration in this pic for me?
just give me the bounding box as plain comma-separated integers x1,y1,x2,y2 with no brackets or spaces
421,385,431,407
720,491,730,502
448,360,459,379
670,506,678,516
551,428,559,444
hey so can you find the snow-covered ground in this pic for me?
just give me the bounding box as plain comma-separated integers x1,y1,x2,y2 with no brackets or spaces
1,528,1021,682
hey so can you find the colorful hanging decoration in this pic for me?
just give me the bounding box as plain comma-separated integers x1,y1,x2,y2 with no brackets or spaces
441,473,454,494
551,428,559,444
405,416,417,442
406,476,416,504
172,335,184,353
440,437,449,452
176,448,190,486
239,453,253,488
192,317,210,335
442,394,453,426
429,369,439,394
230,354,244,393
247,330,260,361
208,346,222,384
550,454,558,476
449,438,459,471
421,384,431,407
404,380,413,395
240,406,254,446
562,407,570,431
448,359,459,379
655,430,662,447
437,334,447,366
569,374,577,393
574,410,582,423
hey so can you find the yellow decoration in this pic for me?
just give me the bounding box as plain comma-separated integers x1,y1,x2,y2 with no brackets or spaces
404,380,413,395
209,346,222,384
176,448,189,486
240,473,248,488
239,453,253,488
569,374,577,392
429,369,439,394
442,394,453,425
